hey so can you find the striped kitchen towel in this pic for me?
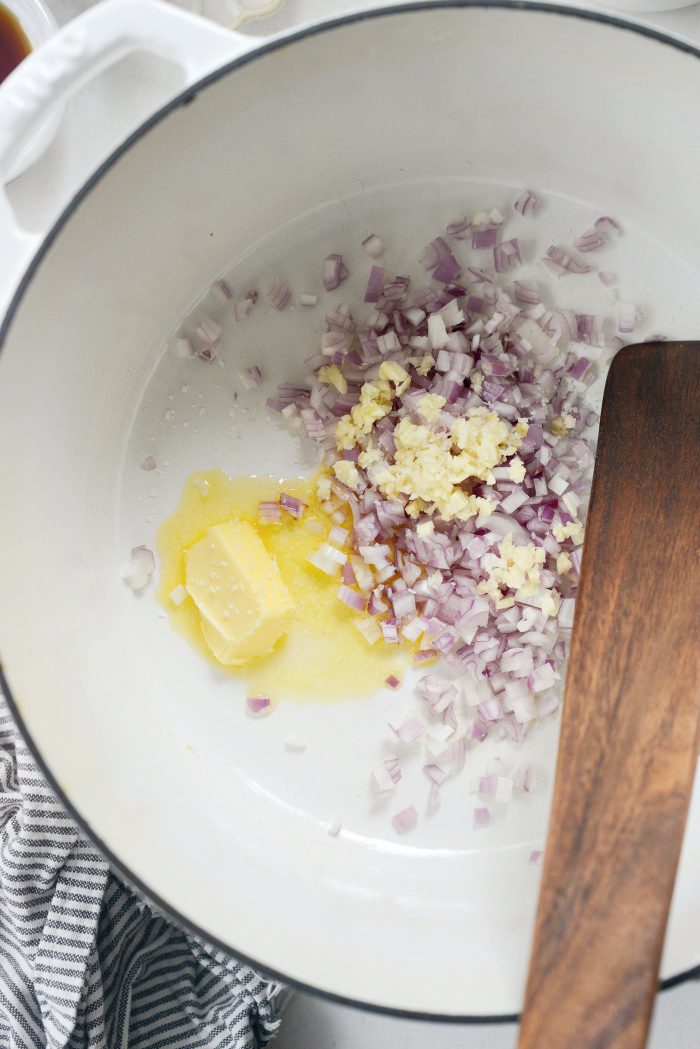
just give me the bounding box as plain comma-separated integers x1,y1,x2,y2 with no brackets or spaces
0,693,281,1049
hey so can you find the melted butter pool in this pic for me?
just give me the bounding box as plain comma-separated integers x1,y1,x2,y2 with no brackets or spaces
156,469,407,702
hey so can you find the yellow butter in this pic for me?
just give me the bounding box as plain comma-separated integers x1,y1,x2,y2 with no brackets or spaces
185,520,294,665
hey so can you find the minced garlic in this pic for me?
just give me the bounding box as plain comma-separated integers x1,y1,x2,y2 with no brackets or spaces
553,521,585,545
451,408,528,484
477,534,545,600
317,364,348,394
551,413,576,436
557,551,573,575
333,381,528,523
358,442,382,469
333,460,360,489
508,456,526,483
541,589,562,619
335,379,393,450
418,393,446,424
373,416,495,522
378,360,411,394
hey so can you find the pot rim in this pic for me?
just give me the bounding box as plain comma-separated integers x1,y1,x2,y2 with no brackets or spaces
2,0,699,1022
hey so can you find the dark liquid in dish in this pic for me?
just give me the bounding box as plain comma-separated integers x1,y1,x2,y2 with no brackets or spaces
0,4,30,86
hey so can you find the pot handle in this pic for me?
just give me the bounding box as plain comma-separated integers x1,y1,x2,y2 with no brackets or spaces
0,0,258,306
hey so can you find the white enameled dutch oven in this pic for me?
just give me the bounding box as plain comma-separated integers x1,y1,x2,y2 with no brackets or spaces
1,0,699,1020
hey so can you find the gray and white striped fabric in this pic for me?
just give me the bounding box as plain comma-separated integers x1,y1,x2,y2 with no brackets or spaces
0,693,281,1049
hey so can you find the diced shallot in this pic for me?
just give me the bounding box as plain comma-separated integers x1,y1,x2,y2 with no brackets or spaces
322,254,349,291
246,696,272,717
514,189,538,216
122,546,155,591
258,501,281,524
392,806,418,833
239,366,262,390
169,584,187,606
280,493,307,519
363,234,385,259
473,806,492,829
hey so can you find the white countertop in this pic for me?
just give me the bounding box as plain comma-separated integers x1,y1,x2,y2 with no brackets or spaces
5,2,700,1046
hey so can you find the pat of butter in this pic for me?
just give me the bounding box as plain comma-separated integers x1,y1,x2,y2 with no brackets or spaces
185,520,294,665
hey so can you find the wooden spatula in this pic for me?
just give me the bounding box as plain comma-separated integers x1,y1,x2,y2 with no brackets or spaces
518,341,700,1049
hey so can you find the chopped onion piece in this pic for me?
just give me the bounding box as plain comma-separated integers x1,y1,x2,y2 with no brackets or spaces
559,598,576,628
329,525,349,547
234,296,255,321
197,343,217,363
543,245,593,276
428,313,449,350
319,544,347,566
423,763,448,785
384,757,401,783
322,253,349,291
382,622,399,644
212,279,233,302
239,366,262,390
513,765,536,792
513,279,541,306
390,717,424,744
427,780,442,811
169,584,187,606
363,234,385,259
473,806,492,829
280,493,307,519
402,616,426,642
372,760,401,795
284,735,308,753
392,806,418,833
246,695,272,717
447,215,471,240
446,739,466,771
122,546,155,591
353,617,382,645
266,276,291,310
617,301,636,334
328,813,343,837
308,549,340,576
514,189,538,216
258,501,282,524
196,317,222,343
493,238,521,273
574,227,606,253
337,585,365,611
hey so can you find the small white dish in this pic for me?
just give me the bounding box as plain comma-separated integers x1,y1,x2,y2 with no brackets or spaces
2,0,61,181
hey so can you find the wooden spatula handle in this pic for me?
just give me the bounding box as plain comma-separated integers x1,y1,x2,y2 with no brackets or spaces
518,342,700,1049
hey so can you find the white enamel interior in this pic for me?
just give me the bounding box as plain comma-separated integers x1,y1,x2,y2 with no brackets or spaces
1,5,700,1017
